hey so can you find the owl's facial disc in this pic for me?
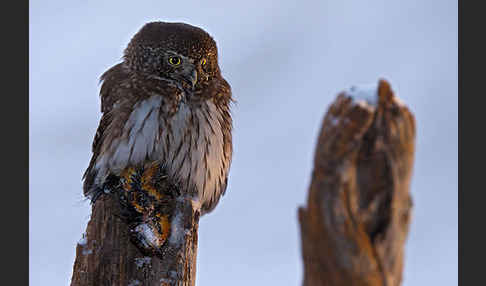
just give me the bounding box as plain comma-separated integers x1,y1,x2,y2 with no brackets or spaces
165,52,199,89
124,22,220,92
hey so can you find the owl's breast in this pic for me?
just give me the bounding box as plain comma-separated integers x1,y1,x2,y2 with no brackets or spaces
160,99,229,210
95,95,230,210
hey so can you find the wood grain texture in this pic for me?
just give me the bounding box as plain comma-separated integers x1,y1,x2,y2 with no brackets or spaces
298,79,416,286
70,194,199,286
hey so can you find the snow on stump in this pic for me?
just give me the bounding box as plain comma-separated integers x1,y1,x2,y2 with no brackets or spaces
299,79,416,286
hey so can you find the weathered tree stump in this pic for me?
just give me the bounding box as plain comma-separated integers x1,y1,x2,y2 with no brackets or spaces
70,194,200,286
299,79,416,286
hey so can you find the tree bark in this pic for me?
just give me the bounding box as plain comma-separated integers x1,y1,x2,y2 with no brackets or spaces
70,193,200,286
298,79,416,286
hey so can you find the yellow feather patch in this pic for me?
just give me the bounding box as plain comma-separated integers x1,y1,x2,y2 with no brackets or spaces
142,163,164,200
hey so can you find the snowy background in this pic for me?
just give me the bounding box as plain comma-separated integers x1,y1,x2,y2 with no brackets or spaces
29,0,457,285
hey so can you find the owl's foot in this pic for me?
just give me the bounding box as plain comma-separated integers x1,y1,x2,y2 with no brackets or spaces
102,163,179,256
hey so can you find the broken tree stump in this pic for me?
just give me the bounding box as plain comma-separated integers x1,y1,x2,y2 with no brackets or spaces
298,79,416,286
70,193,200,286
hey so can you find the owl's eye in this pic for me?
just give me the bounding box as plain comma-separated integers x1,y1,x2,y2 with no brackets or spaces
168,56,182,66
201,58,207,66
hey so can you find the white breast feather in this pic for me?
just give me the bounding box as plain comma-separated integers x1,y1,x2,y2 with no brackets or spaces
94,95,226,206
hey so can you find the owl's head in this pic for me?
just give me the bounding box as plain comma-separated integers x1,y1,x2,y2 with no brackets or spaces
123,22,221,91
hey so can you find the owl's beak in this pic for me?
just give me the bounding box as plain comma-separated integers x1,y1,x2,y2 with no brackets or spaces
183,69,198,89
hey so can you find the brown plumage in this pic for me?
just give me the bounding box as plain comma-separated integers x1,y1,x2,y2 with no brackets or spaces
82,22,233,254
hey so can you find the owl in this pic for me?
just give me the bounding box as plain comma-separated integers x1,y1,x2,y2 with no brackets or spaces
82,22,233,255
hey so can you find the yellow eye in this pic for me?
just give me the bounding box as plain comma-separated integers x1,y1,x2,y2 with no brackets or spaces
168,56,181,66
201,58,207,66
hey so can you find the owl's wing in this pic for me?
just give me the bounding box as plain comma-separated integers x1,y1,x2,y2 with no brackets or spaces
220,107,233,198
201,78,233,213
82,63,129,198
218,78,233,199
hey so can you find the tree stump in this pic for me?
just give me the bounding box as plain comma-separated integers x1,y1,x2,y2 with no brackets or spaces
299,79,416,286
70,194,200,286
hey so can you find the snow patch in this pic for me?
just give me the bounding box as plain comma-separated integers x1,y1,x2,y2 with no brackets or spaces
345,83,378,106
134,257,152,268
79,233,94,255
128,279,141,286
78,233,87,246
328,115,339,126
393,95,406,107
82,248,93,255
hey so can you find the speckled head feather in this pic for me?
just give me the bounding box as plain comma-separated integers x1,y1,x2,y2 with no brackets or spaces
125,22,218,59
123,22,220,85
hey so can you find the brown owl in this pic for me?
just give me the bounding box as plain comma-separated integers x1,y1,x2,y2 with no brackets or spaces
82,22,233,256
